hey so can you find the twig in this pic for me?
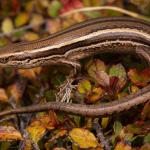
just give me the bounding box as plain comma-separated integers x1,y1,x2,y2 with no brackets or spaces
0,21,46,38
0,116,16,123
93,118,111,150
60,6,150,22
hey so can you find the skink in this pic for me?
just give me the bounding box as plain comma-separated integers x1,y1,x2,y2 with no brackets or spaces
0,17,150,117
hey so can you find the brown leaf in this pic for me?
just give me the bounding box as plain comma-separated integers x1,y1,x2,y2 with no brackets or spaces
140,143,150,150
0,126,22,141
30,14,44,26
46,19,62,34
141,101,150,120
87,59,109,87
69,128,98,148
49,129,67,142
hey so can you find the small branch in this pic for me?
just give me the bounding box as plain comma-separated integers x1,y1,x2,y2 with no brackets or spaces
0,116,16,123
0,21,46,38
93,118,111,150
60,6,150,22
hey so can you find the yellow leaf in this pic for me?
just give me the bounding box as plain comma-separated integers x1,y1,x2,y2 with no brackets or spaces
0,126,22,141
23,32,39,41
101,117,109,129
26,111,58,143
15,12,29,27
26,124,46,143
130,85,139,94
1,18,14,34
69,128,98,148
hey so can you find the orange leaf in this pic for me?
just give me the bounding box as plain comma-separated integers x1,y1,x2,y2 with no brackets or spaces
128,68,150,87
7,83,23,103
38,111,58,130
86,87,103,103
0,126,22,141
18,67,42,80
0,88,8,103
114,142,132,150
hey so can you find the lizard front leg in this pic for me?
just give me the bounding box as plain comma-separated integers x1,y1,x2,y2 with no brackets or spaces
55,59,81,103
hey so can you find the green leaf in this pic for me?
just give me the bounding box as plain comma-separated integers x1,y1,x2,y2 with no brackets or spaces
48,0,62,17
77,79,91,94
109,64,126,79
113,121,122,136
144,133,150,144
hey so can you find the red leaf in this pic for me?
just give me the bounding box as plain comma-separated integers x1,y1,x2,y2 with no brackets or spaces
60,0,83,14
12,0,20,12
